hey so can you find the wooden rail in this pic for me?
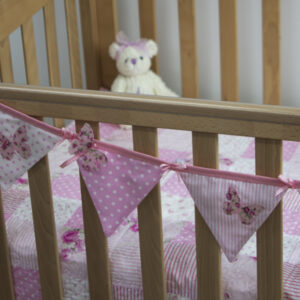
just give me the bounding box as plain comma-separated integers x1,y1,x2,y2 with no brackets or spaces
1,84,300,141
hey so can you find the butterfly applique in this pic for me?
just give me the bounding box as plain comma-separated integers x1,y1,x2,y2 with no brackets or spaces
223,186,264,225
68,123,106,171
0,125,31,160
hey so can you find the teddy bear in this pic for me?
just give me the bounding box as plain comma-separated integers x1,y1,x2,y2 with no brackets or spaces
109,32,178,97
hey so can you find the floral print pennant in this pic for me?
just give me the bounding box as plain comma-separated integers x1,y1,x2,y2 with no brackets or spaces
0,110,60,190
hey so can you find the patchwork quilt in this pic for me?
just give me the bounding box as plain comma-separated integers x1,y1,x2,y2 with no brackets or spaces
3,123,300,300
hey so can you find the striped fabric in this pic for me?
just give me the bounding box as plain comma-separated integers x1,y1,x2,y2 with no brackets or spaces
180,172,285,261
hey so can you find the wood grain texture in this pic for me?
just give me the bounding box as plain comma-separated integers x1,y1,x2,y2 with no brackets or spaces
139,0,158,72
132,126,166,300
255,139,282,300
79,0,101,89
0,38,14,83
193,132,221,300
65,0,83,89
0,189,15,300
219,0,238,101
3,85,300,142
43,0,64,128
95,0,118,88
262,0,281,105
0,0,51,41
178,0,199,98
28,156,63,300
75,120,112,300
256,1,282,299
21,18,40,85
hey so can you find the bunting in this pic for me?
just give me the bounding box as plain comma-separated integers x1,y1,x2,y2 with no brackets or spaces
1,102,299,261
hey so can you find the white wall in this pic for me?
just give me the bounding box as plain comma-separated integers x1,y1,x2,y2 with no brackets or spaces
6,0,300,107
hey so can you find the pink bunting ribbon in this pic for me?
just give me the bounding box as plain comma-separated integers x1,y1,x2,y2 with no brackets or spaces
160,163,188,181
53,127,78,151
276,175,297,196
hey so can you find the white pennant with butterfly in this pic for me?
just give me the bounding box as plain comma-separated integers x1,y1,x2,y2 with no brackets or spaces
179,172,286,261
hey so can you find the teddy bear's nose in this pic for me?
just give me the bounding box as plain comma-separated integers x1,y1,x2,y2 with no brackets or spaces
131,58,137,65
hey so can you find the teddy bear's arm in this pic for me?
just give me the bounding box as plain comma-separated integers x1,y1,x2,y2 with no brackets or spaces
149,71,178,97
111,76,127,93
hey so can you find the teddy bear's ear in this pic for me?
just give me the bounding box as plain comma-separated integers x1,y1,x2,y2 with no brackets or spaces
146,40,158,58
109,42,120,60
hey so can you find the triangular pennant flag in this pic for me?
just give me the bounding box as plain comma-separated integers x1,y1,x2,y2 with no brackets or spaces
0,106,60,190
78,150,163,236
180,172,285,261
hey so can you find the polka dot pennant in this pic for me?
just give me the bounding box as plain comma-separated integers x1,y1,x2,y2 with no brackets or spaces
0,111,61,190
78,151,164,236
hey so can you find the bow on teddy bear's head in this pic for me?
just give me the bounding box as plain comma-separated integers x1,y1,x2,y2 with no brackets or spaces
109,32,157,77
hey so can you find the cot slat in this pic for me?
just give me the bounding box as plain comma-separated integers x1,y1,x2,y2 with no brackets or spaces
79,0,101,90
0,38,14,83
256,139,282,300
192,132,222,300
219,0,238,101
178,0,199,98
21,18,40,85
0,0,51,41
95,0,118,88
75,120,112,300
0,189,15,300
262,0,281,105
132,126,166,300
28,156,63,300
138,0,158,72
43,0,64,128
256,1,282,299
65,0,83,89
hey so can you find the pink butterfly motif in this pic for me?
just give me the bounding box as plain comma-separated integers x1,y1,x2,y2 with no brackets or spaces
69,123,106,171
223,186,264,225
0,125,31,160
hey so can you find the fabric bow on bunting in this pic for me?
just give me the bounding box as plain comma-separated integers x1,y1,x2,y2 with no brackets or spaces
0,125,31,160
277,175,297,195
61,123,107,172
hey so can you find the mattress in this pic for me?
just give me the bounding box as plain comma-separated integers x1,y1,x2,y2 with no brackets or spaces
3,123,300,300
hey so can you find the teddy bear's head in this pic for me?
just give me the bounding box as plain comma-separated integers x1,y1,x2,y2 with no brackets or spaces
109,32,158,77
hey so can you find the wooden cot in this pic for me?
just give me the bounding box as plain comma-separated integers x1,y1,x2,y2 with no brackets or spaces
0,0,295,299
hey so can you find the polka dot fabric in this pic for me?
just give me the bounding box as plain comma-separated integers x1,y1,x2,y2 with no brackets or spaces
79,151,164,236
0,111,60,190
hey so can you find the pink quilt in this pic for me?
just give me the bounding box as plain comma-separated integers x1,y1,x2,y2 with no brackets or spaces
3,123,300,300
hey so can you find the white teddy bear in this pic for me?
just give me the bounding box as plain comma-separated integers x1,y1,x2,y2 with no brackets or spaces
109,32,178,97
